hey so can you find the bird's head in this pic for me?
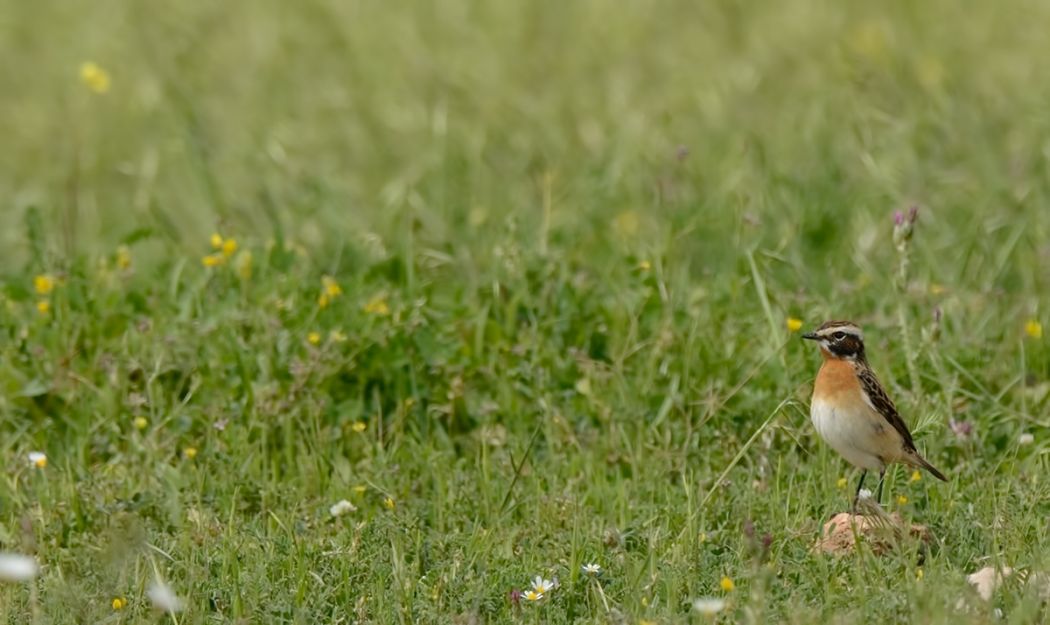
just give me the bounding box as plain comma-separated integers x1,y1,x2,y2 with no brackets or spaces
802,320,865,360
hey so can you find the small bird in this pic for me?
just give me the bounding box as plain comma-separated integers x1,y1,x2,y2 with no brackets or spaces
803,320,947,509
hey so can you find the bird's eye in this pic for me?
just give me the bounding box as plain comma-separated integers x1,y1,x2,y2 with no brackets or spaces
832,331,846,340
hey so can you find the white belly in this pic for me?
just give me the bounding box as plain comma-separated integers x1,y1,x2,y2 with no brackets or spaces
810,398,887,471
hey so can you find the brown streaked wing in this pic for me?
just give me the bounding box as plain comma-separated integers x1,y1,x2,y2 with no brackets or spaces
856,365,917,451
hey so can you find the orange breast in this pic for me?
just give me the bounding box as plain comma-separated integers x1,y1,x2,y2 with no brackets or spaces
813,358,861,400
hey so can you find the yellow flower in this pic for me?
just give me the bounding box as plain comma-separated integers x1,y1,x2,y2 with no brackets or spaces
786,317,803,332
202,253,225,267
183,447,198,460
79,62,111,94
836,477,848,489
638,260,651,271
699,531,707,543
910,470,921,483
897,495,908,505
235,250,253,281
352,485,367,495
36,300,50,315
116,245,132,270
915,568,924,581
364,294,390,316
307,332,321,345
210,233,224,249
1025,320,1043,339
322,276,342,297
28,451,47,469
221,238,238,257
329,329,348,343
351,421,366,433
318,276,342,309
112,597,127,610
34,274,55,295
719,576,735,592
133,417,148,430
383,496,396,510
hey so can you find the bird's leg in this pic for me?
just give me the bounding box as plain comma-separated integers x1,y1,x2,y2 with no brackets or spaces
852,471,867,513
876,469,886,505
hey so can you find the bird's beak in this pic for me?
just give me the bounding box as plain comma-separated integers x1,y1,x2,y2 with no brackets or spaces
801,332,819,341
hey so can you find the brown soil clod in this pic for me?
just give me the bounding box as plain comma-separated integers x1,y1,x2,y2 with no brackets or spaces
815,504,933,556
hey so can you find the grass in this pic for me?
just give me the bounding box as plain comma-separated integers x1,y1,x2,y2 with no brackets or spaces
1,0,1049,622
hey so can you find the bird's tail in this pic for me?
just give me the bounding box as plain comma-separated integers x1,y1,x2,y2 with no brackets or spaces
910,453,948,482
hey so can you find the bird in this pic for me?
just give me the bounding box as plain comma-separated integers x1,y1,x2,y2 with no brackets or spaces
802,320,947,510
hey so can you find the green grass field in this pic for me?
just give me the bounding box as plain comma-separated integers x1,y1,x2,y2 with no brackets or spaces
2,0,1049,622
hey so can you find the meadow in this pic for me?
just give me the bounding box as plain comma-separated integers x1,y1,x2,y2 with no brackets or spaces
1,0,1049,622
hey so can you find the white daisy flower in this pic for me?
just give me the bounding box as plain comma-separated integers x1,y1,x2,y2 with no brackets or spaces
1019,433,1034,445
581,563,602,576
692,597,726,615
857,488,873,500
522,589,544,602
27,451,47,469
531,576,555,594
0,553,38,582
329,499,357,517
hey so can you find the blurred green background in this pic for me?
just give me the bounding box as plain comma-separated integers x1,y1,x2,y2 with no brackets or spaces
4,0,1049,291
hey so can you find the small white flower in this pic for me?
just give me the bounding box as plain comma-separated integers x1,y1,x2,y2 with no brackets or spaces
858,488,873,500
581,563,602,576
147,581,184,613
0,553,38,582
522,589,544,602
531,576,555,594
692,597,727,615
329,499,357,517
1019,433,1034,445
27,451,47,469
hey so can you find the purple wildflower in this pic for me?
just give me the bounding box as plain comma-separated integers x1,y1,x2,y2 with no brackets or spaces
949,418,973,439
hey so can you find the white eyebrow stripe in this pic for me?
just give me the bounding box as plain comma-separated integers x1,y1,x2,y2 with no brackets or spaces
818,326,863,340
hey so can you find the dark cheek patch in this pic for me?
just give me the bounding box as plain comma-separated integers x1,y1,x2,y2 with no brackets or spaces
829,336,862,357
